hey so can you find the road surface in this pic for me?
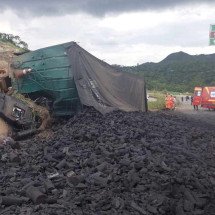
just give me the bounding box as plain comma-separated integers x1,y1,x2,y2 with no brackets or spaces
174,96,215,128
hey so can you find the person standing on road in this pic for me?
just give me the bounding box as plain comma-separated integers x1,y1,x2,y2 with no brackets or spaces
191,96,193,105
181,96,184,102
194,104,199,110
170,95,175,110
165,94,175,110
191,95,200,111
165,94,171,110
173,96,176,109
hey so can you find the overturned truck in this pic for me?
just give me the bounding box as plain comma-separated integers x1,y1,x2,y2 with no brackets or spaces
0,93,37,138
0,42,147,137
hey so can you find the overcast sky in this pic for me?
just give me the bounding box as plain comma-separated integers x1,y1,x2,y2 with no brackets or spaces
1,0,215,65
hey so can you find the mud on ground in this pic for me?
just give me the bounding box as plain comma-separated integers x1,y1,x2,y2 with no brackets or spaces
0,108,215,215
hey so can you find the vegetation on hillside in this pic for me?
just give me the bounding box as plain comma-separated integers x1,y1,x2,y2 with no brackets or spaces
0,33,28,51
114,51,215,93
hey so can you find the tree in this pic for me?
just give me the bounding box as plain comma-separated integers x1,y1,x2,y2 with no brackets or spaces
0,32,29,51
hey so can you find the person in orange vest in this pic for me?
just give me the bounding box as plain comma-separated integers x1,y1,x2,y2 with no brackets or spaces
165,94,175,110
169,95,175,110
165,94,171,109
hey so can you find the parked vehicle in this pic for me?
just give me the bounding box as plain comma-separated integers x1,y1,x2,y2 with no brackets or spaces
192,86,215,110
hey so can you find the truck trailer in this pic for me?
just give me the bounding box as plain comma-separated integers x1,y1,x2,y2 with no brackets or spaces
0,41,148,139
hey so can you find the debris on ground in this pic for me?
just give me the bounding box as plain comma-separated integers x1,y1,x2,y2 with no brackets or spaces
0,108,215,214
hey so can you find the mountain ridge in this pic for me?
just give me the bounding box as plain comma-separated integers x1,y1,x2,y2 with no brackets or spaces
115,51,215,92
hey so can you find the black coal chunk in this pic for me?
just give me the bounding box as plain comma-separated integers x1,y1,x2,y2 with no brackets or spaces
1,108,215,214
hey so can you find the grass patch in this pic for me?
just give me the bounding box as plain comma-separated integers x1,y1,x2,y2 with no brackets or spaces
148,91,166,111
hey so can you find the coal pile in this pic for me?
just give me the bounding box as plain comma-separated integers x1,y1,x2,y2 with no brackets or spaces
1,108,215,215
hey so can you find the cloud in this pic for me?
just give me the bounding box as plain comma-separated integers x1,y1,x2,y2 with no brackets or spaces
0,2,215,65
0,0,214,17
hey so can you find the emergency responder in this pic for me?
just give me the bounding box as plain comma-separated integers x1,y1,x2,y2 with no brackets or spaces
194,104,199,111
170,95,175,110
165,94,176,110
173,95,176,109
191,96,193,105
190,96,199,110
165,94,170,109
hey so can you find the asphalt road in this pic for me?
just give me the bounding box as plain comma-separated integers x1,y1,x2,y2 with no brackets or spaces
174,96,215,128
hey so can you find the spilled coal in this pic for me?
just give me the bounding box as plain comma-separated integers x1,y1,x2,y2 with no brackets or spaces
1,108,215,215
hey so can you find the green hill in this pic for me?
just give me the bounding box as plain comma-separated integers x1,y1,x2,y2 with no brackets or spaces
0,33,28,53
0,41,22,53
115,51,215,93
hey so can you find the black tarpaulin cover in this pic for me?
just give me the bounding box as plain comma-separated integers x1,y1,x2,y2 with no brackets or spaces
67,42,147,114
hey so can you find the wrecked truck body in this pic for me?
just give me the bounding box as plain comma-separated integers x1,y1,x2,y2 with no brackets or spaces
11,42,147,116
0,41,147,138
0,92,38,139
0,92,33,127
12,43,81,116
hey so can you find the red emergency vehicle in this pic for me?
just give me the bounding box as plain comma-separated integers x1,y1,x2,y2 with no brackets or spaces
192,87,202,106
193,86,215,109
